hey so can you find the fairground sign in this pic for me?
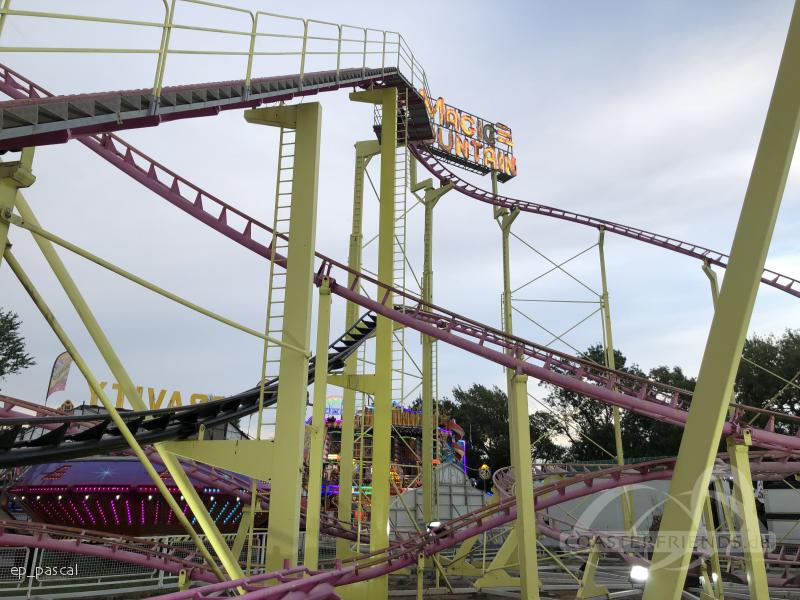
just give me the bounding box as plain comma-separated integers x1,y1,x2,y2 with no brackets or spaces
419,89,517,182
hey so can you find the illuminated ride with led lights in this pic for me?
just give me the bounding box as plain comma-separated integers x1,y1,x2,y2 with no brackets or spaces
310,404,466,509
8,458,251,535
0,3,799,599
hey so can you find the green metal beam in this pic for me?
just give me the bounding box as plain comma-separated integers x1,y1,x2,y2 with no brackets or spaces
419,172,453,540
246,102,322,572
496,200,539,598
12,192,242,583
337,139,379,560
510,374,541,600
0,148,34,268
350,87,397,600
644,3,800,597
3,248,226,583
727,434,768,598
160,439,274,481
598,228,634,535
304,277,332,570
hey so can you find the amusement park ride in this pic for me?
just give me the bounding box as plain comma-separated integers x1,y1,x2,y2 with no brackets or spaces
0,2,799,599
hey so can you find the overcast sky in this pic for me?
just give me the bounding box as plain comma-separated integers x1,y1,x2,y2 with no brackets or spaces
0,1,798,425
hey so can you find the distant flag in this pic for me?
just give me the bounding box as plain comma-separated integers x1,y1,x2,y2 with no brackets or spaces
45,351,73,402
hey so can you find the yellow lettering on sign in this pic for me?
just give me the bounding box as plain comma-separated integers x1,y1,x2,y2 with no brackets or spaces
421,90,445,123
436,127,454,152
501,154,517,178
88,383,223,409
470,139,483,162
89,381,109,406
460,114,475,137
111,383,125,409
168,390,183,408
454,134,471,160
445,107,459,130
149,388,167,409
496,123,513,147
483,147,497,170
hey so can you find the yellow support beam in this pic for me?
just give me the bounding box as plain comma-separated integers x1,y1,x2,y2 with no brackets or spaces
727,433,768,598
474,529,520,589
644,3,800,597
337,140,380,560
510,374,541,600
12,193,242,583
350,86,397,600
576,538,608,599
3,249,227,583
0,148,35,268
420,176,453,540
598,228,634,535
245,102,322,572
304,277,332,570
328,373,378,395
160,439,274,481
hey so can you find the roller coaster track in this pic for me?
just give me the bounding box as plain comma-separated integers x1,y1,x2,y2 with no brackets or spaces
1,63,798,300
2,65,800,454
0,396,364,540
3,63,800,596
148,457,800,599
0,311,376,466
407,145,800,299
3,457,800,596
0,519,220,583
0,66,431,150
498,460,800,588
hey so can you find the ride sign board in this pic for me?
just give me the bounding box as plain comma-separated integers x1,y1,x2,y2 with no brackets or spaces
419,89,517,182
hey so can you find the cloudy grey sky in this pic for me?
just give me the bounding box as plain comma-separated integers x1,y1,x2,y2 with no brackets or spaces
0,1,798,423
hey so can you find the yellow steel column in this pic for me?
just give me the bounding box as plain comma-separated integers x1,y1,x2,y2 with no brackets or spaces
418,172,453,533
12,193,242,582
0,0,12,40
3,249,226,583
350,87,397,600
496,188,539,598
597,228,634,535
510,374,540,600
576,537,609,599
245,102,322,572
0,149,35,268
643,4,800,598
702,493,725,600
337,140,379,560
727,433,768,598
498,207,520,450
304,277,332,570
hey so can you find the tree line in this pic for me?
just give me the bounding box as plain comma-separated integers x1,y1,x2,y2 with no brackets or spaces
440,329,800,479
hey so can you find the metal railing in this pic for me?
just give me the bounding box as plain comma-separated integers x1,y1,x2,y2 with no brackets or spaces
0,1,432,102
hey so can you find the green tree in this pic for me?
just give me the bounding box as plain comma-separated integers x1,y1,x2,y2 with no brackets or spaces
540,345,692,461
0,309,34,388
735,330,800,433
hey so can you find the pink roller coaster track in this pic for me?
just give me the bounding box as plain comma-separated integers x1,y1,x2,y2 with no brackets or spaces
3,64,800,597
2,64,799,455
2,456,800,595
